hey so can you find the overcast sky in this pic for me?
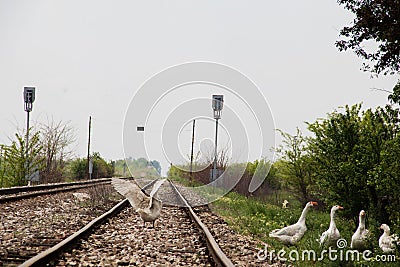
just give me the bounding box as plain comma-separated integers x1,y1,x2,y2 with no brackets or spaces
0,0,398,175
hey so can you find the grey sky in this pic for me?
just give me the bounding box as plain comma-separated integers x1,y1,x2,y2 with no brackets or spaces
0,1,398,175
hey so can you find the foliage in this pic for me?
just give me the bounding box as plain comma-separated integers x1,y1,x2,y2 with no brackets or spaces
275,128,315,204
388,81,400,105
307,104,400,228
67,152,114,180
0,130,44,187
39,119,75,183
335,0,400,75
67,157,87,180
114,157,161,178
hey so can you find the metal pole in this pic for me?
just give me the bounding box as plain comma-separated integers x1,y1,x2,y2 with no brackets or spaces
212,118,219,182
190,119,195,180
26,110,30,183
87,116,91,180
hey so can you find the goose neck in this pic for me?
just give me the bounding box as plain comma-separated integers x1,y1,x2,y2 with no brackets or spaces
297,205,309,223
359,216,366,230
329,210,337,228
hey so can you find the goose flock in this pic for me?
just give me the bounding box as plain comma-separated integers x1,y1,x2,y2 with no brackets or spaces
269,202,399,253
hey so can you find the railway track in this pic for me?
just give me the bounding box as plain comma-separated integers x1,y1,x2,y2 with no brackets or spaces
1,178,272,266
0,178,113,203
0,180,123,266
11,179,234,266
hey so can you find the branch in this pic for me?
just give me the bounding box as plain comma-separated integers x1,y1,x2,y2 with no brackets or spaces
370,87,391,94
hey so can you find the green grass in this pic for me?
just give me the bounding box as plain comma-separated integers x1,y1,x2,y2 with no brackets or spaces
211,191,400,267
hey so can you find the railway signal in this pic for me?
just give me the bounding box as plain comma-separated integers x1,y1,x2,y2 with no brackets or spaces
23,86,36,184
211,94,224,183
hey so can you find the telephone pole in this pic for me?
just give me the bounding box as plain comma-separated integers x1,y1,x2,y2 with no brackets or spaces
87,116,92,179
189,119,196,181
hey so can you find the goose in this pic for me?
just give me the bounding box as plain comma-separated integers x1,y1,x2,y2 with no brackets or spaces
379,224,399,253
269,201,318,245
282,200,289,209
111,178,166,227
351,210,370,250
319,205,343,247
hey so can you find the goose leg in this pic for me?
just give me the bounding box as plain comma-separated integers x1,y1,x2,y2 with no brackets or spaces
152,220,155,228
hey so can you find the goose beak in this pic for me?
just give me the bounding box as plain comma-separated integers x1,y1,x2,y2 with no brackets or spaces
338,206,344,210
311,201,318,206
361,210,366,216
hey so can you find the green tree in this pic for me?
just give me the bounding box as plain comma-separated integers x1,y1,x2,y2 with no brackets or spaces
275,128,314,204
67,152,114,180
335,0,400,75
307,104,400,225
1,130,44,186
91,152,113,179
68,157,87,180
150,160,161,175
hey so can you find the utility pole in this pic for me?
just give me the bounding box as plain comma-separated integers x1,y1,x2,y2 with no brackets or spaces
87,116,92,179
189,119,196,181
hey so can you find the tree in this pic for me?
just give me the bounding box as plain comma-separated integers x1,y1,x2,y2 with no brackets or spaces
335,0,400,75
1,130,44,186
114,158,161,178
91,152,113,179
39,119,75,183
388,81,400,105
67,152,113,180
307,104,400,225
275,128,314,204
150,160,161,175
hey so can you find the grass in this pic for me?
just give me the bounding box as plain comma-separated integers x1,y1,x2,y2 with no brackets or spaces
210,191,400,267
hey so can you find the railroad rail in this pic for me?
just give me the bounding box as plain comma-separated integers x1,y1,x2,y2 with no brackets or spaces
15,178,235,267
0,178,119,203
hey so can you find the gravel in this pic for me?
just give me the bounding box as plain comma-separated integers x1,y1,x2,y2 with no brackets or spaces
53,206,212,266
0,184,121,266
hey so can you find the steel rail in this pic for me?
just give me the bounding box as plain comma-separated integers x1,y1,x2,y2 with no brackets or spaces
0,181,110,203
167,179,234,267
20,199,129,267
0,178,111,195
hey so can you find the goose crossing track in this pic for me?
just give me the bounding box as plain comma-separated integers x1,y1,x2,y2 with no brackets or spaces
0,178,113,203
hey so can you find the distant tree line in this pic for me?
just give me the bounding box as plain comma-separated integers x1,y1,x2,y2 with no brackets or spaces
113,157,161,178
0,119,115,187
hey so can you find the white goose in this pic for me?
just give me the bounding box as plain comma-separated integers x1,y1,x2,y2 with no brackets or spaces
379,224,399,253
351,210,370,250
112,178,166,227
269,201,318,245
319,205,343,246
